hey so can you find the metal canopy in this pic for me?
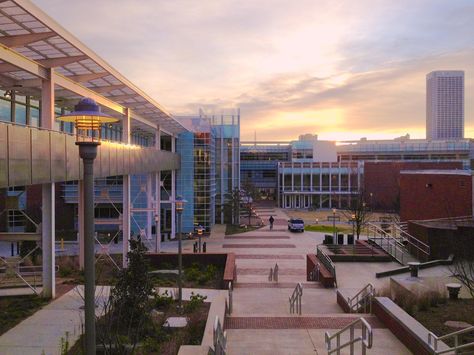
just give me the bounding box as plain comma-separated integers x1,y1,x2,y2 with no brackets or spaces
0,0,187,135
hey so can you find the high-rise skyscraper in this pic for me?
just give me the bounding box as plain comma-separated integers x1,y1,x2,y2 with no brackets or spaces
426,70,464,140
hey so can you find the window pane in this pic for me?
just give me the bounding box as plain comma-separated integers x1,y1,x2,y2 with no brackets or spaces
30,107,39,127
15,104,26,125
0,99,11,122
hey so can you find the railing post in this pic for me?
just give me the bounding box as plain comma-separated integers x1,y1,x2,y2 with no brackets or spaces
228,281,233,315
350,326,354,354
362,325,367,355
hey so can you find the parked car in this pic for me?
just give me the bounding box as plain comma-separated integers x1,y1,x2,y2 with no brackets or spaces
288,218,305,232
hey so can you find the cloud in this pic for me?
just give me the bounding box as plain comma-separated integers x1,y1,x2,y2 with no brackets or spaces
34,0,474,140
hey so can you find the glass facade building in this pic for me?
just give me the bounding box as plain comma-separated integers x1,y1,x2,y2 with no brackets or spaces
177,112,240,233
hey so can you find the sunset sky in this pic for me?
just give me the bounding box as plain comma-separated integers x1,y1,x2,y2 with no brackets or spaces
35,0,474,141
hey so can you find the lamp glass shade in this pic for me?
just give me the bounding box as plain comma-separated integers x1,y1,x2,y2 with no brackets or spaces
57,98,118,142
175,196,187,213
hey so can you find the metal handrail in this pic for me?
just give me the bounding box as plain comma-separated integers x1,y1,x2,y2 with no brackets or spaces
392,223,430,256
347,284,374,314
289,282,303,315
213,316,227,355
317,246,337,287
428,326,474,354
227,281,233,315
325,317,373,355
366,223,407,264
309,263,320,281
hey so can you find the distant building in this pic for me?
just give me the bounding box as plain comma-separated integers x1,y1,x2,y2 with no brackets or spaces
337,138,473,169
240,135,337,200
177,112,240,232
426,70,464,140
400,170,473,222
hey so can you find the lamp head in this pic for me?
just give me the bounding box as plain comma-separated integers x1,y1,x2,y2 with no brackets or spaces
57,97,118,142
175,195,187,213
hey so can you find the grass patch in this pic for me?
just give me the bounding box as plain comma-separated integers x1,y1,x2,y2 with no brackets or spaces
150,263,224,289
0,295,48,335
413,298,474,347
304,224,353,234
225,224,261,235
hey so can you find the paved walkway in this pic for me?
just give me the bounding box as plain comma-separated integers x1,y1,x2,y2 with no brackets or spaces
0,286,110,355
207,206,411,354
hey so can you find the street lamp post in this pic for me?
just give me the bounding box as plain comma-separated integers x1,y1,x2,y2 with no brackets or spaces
197,224,204,252
332,208,337,244
58,98,118,355
154,214,160,253
175,196,187,310
351,214,356,237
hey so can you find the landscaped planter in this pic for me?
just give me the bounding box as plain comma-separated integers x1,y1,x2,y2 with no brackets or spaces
146,253,236,289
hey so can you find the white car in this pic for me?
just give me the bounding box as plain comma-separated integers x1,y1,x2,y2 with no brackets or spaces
288,218,305,232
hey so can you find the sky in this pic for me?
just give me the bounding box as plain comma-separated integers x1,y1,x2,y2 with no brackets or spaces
35,0,474,141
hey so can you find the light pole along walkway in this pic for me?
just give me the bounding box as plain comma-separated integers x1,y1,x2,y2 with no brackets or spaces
218,206,411,355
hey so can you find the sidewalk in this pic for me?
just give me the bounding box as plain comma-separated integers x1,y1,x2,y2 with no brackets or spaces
0,285,110,355
219,206,411,354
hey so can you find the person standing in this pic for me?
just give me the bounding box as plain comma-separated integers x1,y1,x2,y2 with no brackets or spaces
269,215,275,230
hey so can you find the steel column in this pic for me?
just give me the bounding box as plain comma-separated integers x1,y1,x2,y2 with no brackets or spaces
146,173,153,241
41,183,55,298
171,169,176,239
122,175,130,267
40,69,55,299
122,108,131,267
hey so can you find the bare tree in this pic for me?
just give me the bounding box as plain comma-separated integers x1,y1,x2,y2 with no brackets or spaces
343,189,372,240
449,249,474,298
241,180,260,226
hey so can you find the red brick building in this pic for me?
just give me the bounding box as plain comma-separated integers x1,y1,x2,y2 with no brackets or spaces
363,161,463,211
400,170,473,222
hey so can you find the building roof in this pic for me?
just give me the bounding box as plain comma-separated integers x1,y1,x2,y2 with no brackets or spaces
0,0,188,135
400,169,472,176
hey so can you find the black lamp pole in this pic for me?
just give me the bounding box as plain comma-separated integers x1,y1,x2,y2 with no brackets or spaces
58,98,118,355
78,142,99,355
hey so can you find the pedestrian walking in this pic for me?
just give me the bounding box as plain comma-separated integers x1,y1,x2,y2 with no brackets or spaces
269,215,275,230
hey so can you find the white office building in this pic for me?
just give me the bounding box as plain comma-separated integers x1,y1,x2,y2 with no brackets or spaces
426,70,464,140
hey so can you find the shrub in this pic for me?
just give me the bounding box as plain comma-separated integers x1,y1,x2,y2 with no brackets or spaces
394,290,416,316
417,294,431,311
58,266,73,278
184,266,201,282
154,290,174,310
184,292,207,313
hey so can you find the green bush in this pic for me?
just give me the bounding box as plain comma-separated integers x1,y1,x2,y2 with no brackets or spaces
184,266,201,282
184,292,207,313
154,290,174,310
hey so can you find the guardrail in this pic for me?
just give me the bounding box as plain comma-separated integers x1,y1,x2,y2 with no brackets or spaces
309,263,320,282
213,316,227,355
289,282,303,315
316,245,337,287
325,317,373,355
366,223,409,264
227,281,233,315
392,223,430,260
428,326,474,354
347,284,374,314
